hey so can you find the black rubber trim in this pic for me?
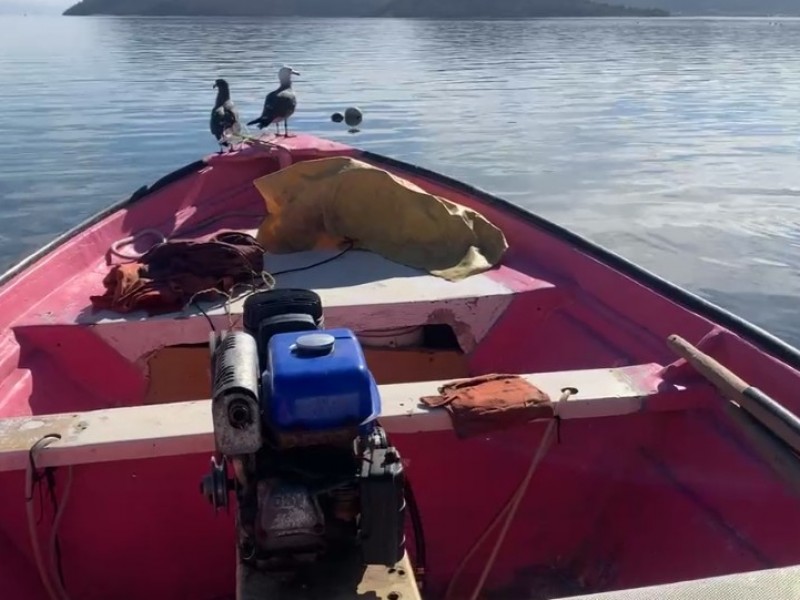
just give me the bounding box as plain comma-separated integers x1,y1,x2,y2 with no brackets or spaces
0,159,207,285
361,150,800,370
743,387,800,449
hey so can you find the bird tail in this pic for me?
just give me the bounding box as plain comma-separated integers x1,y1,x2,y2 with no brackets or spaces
247,111,276,129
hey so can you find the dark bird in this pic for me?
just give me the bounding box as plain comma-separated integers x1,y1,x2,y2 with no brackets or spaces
344,106,363,131
210,78,242,153
247,66,300,137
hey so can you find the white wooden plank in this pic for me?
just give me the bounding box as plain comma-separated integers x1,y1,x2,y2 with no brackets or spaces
254,249,517,308
0,364,668,472
381,363,665,433
0,401,213,472
82,249,536,361
89,292,513,364
85,249,522,324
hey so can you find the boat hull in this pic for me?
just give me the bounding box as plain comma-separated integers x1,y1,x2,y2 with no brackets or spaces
1,134,799,600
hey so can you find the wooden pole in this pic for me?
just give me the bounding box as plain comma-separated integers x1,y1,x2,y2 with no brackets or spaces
722,402,800,498
667,335,800,455
667,335,800,496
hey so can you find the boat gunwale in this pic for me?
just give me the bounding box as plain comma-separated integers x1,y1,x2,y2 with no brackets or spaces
1,143,798,373
0,159,207,286
363,150,800,371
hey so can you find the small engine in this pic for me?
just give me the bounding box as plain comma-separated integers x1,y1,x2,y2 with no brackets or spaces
201,289,407,584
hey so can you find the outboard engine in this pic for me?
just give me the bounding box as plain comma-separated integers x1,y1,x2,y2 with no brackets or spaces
201,289,410,594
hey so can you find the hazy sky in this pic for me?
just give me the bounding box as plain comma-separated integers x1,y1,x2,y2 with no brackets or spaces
0,0,72,14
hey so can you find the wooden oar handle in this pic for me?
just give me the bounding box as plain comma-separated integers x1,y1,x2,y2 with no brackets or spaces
667,334,748,397
667,334,800,456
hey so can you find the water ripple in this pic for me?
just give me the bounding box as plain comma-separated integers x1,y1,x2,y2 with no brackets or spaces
1,16,800,344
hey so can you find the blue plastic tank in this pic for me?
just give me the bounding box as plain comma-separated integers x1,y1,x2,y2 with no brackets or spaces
264,328,381,431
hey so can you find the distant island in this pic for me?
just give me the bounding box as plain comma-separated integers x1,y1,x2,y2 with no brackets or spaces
380,0,668,17
63,0,669,18
615,0,800,15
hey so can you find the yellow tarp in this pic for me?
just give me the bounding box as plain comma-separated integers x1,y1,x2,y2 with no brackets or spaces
252,157,508,281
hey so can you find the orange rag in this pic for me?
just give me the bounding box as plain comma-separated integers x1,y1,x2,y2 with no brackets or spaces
90,231,264,315
420,374,552,439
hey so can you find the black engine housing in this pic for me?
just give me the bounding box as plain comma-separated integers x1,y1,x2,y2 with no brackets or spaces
209,289,407,577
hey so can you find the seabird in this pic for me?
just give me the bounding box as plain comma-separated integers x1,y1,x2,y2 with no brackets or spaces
247,66,300,137
210,78,242,153
344,106,363,131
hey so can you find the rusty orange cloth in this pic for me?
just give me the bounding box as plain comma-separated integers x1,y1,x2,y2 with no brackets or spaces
420,374,552,439
90,231,264,315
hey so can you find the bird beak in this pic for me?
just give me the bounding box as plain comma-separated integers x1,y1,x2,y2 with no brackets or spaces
291,70,300,77
213,83,218,89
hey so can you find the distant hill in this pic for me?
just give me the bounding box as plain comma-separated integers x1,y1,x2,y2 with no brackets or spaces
381,0,667,17
620,0,800,15
63,0,668,17
64,0,390,16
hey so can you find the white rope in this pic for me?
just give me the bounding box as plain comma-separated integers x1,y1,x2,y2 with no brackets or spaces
446,388,574,600
108,228,166,261
48,466,73,600
25,435,73,600
466,419,558,600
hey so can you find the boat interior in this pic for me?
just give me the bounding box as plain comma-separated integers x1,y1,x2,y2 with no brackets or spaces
0,135,799,599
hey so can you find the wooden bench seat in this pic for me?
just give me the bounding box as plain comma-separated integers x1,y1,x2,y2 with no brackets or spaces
0,363,681,472
71,250,564,362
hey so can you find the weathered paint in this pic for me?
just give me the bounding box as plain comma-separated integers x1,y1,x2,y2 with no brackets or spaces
0,363,681,473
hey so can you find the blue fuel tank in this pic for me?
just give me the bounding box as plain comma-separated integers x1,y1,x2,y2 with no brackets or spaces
263,328,381,431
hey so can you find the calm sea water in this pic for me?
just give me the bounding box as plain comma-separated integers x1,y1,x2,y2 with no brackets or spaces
1,16,799,345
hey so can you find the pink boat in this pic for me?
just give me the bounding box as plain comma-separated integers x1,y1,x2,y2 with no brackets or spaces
1,133,799,600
